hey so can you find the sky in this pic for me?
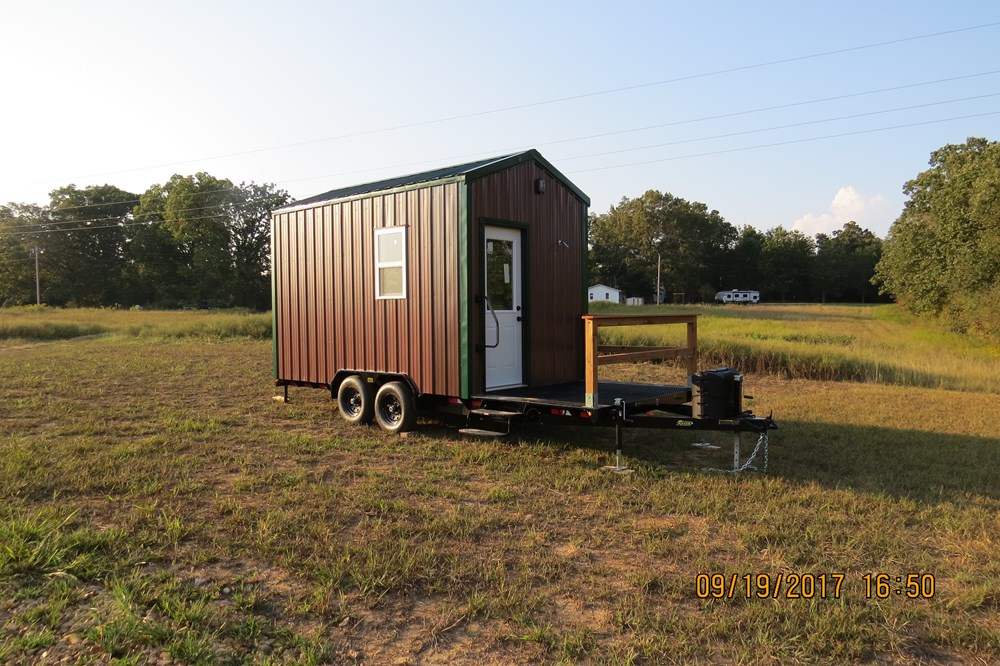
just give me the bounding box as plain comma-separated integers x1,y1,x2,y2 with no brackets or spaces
1,1,999,239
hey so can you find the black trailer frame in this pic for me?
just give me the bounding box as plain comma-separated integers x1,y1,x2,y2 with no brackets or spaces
276,313,778,472
462,376,776,473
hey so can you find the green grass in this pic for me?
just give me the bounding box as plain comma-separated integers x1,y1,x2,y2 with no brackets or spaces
0,304,270,345
0,307,998,664
592,302,1000,393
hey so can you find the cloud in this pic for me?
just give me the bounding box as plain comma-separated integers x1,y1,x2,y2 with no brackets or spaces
793,186,890,237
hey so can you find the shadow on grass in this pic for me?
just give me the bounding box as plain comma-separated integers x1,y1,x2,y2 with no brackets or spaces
472,417,1000,505
759,419,1000,503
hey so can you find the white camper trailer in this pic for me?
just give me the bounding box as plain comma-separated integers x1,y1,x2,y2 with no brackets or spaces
715,289,760,304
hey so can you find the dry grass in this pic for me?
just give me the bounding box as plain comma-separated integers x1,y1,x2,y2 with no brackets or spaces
594,303,1000,394
0,308,998,665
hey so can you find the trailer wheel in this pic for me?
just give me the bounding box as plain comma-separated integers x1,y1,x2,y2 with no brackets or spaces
337,375,375,425
374,381,416,433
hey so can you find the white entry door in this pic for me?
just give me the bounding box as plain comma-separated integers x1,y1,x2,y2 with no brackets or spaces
484,225,523,390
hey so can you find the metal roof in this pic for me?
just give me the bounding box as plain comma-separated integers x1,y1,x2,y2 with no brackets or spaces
274,149,590,212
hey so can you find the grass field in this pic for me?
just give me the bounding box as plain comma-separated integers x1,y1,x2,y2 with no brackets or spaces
592,302,1000,394
1,306,998,665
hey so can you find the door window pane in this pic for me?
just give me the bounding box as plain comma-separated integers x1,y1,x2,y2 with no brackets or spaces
486,238,513,310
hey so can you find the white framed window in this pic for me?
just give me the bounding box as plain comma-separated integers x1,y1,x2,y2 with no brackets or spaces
375,227,407,299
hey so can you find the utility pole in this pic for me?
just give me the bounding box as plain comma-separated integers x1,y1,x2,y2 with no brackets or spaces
656,253,661,305
33,245,41,305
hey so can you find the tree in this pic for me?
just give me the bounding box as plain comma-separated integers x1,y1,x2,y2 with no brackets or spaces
42,184,137,306
759,227,814,302
814,221,883,303
589,190,736,301
874,137,1000,336
226,182,290,309
132,174,289,308
0,203,45,306
724,226,765,291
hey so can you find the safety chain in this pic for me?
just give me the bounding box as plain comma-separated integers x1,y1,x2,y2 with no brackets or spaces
706,431,769,474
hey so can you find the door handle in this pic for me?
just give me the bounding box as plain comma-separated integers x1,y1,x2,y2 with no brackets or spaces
484,296,500,349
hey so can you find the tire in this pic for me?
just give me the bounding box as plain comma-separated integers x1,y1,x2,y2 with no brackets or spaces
337,375,375,425
373,381,417,434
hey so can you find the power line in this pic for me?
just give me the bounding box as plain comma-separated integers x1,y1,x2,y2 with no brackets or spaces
0,214,231,238
558,92,1000,162
0,256,34,266
567,110,1000,174
3,109,995,240
29,21,1000,185
0,199,237,232
531,70,1000,149
20,68,1000,217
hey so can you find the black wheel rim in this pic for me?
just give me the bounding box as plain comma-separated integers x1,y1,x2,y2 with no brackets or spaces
343,387,362,417
379,394,402,425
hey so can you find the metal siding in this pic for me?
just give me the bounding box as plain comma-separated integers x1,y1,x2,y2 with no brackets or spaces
470,161,586,389
347,201,359,370
289,212,301,381
304,209,314,382
418,188,432,390
272,182,461,395
373,196,385,373
444,186,458,395
331,204,345,374
283,213,294,380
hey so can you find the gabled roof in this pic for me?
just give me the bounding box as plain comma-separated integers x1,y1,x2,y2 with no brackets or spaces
274,149,589,212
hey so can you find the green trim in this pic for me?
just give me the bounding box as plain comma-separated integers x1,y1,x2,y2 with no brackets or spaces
581,206,590,314
270,215,279,379
580,206,589,378
274,175,468,214
521,227,532,386
459,185,470,398
480,217,529,230
465,150,591,206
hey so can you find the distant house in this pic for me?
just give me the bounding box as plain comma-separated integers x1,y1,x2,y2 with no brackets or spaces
626,296,644,306
588,283,622,303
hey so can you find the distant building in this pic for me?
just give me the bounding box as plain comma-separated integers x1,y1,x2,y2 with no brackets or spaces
626,296,644,306
714,289,760,304
588,283,622,303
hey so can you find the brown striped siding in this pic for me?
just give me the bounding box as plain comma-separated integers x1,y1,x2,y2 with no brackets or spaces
470,161,586,391
272,182,461,396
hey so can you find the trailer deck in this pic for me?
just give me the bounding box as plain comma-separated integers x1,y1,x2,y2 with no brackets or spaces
476,380,690,410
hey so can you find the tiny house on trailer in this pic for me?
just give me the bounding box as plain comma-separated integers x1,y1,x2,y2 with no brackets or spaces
271,150,775,469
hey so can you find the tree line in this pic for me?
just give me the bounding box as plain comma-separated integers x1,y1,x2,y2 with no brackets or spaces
0,174,289,309
2,137,995,339
874,137,999,338
588,191,885,304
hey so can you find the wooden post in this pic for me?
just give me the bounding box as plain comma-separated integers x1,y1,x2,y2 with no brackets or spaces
686,320,698,382
585,317,598,407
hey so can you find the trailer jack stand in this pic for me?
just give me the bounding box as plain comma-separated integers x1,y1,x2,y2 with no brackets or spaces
706,430,769,474
602,399,634,475
272,384,290,403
